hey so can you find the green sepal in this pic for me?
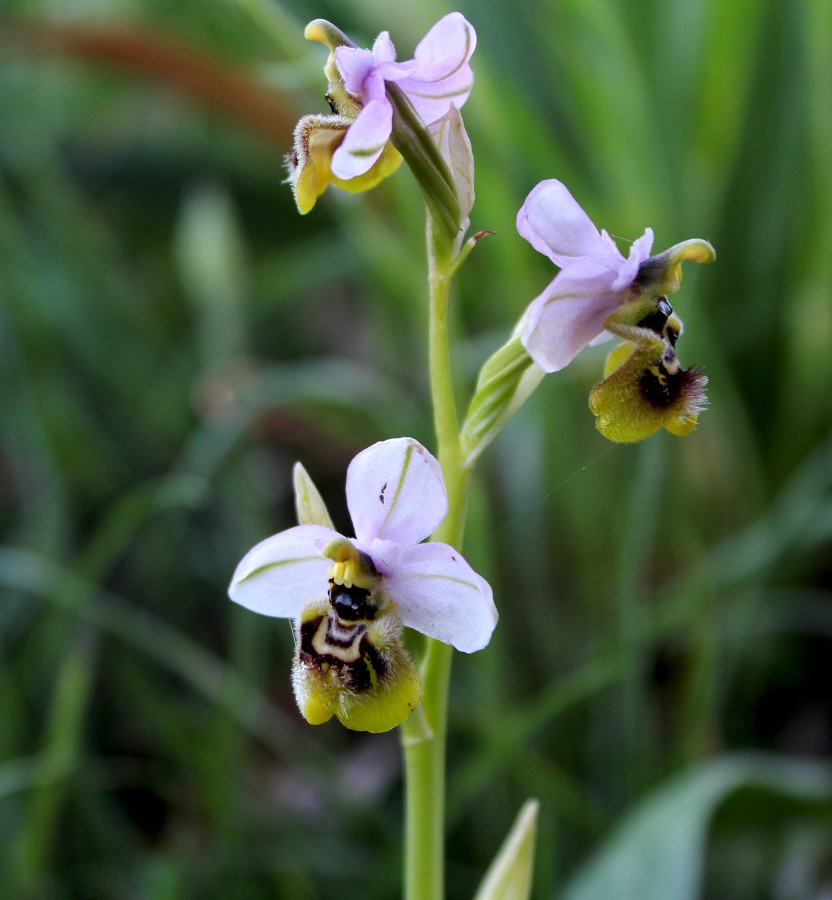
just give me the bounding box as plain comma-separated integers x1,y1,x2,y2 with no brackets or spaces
292,462,334,528
387,83,461,257
474,799,540,900
428,106,474,252
460,335,544,468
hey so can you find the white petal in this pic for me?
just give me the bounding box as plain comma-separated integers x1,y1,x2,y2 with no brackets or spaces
346,437,447,547
517,180,617,268
387,542,497,653
411,14,476,80
229,524,336,618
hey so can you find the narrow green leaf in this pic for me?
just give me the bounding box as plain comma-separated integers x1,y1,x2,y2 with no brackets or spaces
474,799,540,900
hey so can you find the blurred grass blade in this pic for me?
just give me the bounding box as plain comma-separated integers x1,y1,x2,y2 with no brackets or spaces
450,656,621,821
77,474,207,579
0,756,73,801
176,184,249,365
0,546,323,764
228,0,306,59
15,628,96,887
474,799,539,900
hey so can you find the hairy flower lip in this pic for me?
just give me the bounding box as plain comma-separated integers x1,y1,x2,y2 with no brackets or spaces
590,344,709,442
589,305,709,442
287,112,403,213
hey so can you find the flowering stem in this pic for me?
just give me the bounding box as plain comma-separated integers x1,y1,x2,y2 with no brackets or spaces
400,227,470,900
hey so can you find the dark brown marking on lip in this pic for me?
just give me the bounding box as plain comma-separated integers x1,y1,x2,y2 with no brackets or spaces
298,613,387,693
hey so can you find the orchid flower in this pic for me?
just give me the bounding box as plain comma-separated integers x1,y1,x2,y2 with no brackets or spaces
329,13,476,180
229,437,497,732
516,179,715,374
288,14,476,224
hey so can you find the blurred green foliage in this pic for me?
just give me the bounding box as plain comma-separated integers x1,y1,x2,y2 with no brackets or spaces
1,0,831,896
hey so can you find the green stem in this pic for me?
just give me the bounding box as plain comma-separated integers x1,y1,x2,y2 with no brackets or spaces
401,225,470,900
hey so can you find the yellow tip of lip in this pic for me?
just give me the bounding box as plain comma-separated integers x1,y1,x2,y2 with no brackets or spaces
304,21,327,43
665,238,717,266
304,19,354,50
301,695,335,725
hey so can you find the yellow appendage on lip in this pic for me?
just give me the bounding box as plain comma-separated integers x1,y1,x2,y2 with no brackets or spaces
321,536,378,592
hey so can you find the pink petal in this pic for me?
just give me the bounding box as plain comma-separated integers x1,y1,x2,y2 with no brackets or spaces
517,180,618,268
372,31,397,65
229,524,336,618
335,46,377,96
386,542,497,653
330,98,393,179
410,13,476,82
519,259,625,372
376,59,417,83
394,13,476,124
346,437,447,547
612,228,653,291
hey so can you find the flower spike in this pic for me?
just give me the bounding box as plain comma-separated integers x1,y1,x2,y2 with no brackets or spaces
229,438,497,732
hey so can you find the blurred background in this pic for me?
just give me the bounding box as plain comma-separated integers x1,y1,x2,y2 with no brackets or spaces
1,0,831,896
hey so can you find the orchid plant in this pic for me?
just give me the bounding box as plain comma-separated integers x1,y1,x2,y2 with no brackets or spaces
230,12,715,898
